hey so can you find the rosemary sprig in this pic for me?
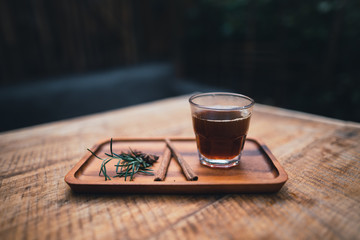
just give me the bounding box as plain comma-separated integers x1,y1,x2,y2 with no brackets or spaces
87,138,158,181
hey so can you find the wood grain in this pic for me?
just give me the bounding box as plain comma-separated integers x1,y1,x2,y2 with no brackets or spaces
0,95,359,240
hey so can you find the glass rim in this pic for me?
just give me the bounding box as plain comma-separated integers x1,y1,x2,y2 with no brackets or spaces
189,92,255,111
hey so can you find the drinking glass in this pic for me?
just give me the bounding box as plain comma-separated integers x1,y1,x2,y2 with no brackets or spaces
189,92,255,168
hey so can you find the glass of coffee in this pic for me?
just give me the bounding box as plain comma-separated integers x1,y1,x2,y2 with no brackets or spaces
189,92,255,168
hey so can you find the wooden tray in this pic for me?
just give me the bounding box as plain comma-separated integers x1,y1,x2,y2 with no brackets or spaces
65,138,288,194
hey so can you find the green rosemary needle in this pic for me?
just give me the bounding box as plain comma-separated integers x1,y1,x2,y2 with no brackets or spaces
87,138,159,181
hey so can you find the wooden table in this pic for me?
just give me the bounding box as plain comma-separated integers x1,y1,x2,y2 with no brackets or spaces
1,95,359,240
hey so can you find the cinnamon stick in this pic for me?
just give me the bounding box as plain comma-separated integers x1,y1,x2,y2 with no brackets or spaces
165,138,198,181
154,146,172,181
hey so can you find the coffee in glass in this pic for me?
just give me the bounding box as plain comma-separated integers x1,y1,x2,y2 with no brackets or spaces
189,92,254,168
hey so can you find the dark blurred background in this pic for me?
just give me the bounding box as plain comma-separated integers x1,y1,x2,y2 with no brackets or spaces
0,0,359,132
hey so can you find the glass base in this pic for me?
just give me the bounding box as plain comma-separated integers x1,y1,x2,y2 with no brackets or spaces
198,152,241,168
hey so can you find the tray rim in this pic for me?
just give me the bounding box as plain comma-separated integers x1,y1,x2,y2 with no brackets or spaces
64,137,288,192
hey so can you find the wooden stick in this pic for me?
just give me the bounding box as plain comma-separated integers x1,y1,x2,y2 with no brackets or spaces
165,138,198,181
154,146,172,181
